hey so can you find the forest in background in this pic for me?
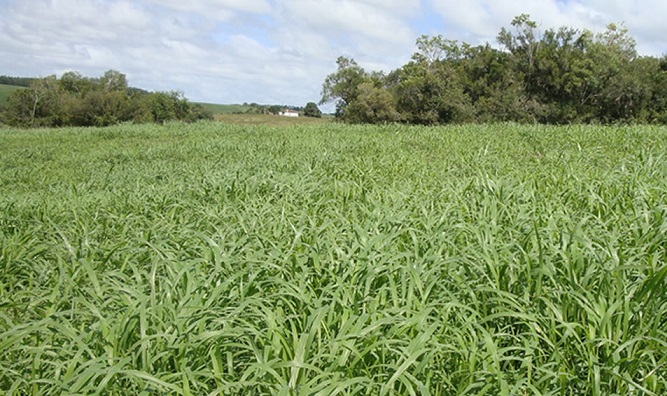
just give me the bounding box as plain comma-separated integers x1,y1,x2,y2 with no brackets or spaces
0,70,213,127
5,14,667,128
0,75,324,127
321,14,667,125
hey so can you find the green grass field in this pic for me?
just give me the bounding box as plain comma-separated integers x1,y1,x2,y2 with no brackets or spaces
0,84,23,107
195,102,253,115
1,122,666,394
216,113,332,126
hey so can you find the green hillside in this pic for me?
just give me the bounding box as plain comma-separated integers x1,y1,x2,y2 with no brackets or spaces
195,102,312,116
0,84,23,106
195,102,253,115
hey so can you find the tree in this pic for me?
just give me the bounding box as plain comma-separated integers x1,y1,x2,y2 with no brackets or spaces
81,91,127,126
268,105,283,115
147,90,210,123
100,70,128,93
346,83,399,123
320,56,369,119
3,70,211,127
59,71,94,95
458,44,533,122
394,57,472,124
497,14,541,71
303,102,322,118
313,14,667,125
527,26,598,122
5,75,67,127
5,89,40,126
646,56,667,123
497,13,544,118
589,24,644,122
413,35,466,64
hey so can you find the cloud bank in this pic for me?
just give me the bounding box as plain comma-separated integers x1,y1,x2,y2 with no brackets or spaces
1,0,665,108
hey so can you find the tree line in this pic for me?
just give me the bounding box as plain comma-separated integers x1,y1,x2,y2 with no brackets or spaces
320,15,667,125
1,70,213,127
0,75,36,87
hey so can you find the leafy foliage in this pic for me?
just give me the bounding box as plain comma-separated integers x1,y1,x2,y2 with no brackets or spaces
303,102,322,118
394,58,472,124
321,15,667,125
320,56,370,119
2,70,213,127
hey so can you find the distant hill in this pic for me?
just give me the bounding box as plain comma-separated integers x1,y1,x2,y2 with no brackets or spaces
195,102,308,116
195,103,254,115
0,84,24,106
215,113,332,126
1,79,310,120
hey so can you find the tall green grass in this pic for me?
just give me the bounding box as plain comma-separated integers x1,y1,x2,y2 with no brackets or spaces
1,122,666,394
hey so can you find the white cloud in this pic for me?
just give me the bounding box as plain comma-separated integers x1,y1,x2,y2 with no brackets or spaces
145,0,272,20
430,0,667,54
279,0,417,48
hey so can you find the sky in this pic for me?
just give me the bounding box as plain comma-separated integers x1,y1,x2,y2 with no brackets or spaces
1,0,666,110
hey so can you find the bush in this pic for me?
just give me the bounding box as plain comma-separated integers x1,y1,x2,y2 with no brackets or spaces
303,102,322,118
3,70,211,127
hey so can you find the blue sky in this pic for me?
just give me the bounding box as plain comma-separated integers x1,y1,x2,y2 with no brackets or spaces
1,0,666,109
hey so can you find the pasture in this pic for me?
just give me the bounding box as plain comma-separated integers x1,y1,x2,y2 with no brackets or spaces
1,122,666,394
195,102,253,115
0,84,23,106
215,113,332,126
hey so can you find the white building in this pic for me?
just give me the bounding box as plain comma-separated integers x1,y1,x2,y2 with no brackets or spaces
279,109,299,117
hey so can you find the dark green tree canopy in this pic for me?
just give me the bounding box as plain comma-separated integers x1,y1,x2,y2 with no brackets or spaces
303,102,322,118
320,15,667,125
320,56,370,119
